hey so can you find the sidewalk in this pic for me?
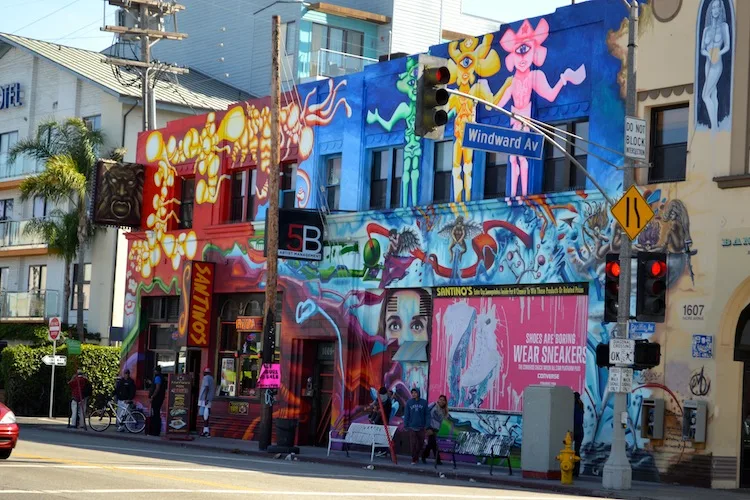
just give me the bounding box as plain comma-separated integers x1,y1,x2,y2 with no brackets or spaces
19,417,746,500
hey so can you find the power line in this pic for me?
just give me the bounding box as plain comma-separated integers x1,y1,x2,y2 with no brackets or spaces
11,0,83,35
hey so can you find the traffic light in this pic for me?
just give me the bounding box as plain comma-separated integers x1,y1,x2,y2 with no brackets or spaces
636,252,668,323
415,55,450,139
604,253,620,323
633,340,661,370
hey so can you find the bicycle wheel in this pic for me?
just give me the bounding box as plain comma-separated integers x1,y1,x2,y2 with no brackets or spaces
89,409,112,432
125,410,146,434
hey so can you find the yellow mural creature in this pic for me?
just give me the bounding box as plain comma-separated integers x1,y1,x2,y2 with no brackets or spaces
130,80,351,279
446,35,512,202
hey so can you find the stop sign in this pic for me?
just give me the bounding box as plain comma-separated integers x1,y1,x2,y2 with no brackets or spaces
48,316,62,342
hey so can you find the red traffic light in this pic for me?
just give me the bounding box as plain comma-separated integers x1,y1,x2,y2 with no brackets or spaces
648,260,666,278
435,66,450,85
606,260,621,278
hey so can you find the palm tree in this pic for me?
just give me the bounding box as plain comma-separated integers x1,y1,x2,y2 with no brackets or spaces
9,118,113,342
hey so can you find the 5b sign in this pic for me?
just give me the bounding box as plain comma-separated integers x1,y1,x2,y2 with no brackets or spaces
275,209,325,261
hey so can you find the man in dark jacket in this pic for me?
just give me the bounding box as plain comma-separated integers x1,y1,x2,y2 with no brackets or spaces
403,388,429,465
368,387,392,425
114,369,136,432
148,366,166,436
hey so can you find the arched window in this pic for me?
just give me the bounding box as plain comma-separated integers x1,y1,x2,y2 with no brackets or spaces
734,303,750,362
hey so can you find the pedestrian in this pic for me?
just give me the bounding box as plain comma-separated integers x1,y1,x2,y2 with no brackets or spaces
114,369,136,432
198,367,215,437
573,391,585,477
403,387,429,465
422,394,449,465
368,387,392,425
68,370,91,431
148,366,166,436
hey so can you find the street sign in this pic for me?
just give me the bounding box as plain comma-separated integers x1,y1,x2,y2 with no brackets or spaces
628,321,656,337
610,185,654,241
462,122,544,159
67,339,81,355
609,339,635,365
624,116,646,160
607,366,634,393
48,316,62,342
42,355,67,367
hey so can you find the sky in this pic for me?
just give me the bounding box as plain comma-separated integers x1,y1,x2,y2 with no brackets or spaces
0,0,585,52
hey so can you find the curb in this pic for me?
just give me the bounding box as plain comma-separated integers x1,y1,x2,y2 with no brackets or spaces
34,424,659,500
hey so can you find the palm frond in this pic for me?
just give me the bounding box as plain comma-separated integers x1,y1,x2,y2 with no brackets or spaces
7,138,54,164
19,155,87,203
23,212,80,262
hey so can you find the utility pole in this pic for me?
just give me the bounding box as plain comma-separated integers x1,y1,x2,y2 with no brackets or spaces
602,0,638,490
258,15,282,451
102,0,189,131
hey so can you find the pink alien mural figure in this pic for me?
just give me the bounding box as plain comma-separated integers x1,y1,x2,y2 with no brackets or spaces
497,19,587,199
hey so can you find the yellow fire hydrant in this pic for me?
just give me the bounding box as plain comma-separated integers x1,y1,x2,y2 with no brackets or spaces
556,431,580,485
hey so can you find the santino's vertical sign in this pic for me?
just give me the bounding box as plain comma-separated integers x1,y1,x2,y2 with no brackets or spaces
180,261,215,348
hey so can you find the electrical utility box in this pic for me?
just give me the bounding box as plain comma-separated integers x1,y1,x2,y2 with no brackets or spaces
682,400,707,443
640,398,665,439
521,385,574,479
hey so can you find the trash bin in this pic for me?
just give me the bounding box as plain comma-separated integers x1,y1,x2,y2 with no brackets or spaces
275,418,298,447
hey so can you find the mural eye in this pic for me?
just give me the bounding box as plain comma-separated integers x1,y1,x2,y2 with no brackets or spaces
460,57,472,68
516,44,531,55
410,318,425,333
408,79,415,86
387,318,403,333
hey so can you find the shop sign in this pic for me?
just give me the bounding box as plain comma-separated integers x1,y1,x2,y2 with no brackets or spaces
186,261,215,347
692,335,713,359
228,401,249,415
0,82,22,110
236,316,263,332
166,373,193,439
273,209,324,261
721,236,750,247
257,363,281,389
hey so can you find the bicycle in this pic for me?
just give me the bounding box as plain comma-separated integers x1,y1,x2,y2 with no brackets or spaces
89,399,146,433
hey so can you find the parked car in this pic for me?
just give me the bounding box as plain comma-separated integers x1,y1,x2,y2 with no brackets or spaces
0,402,18,459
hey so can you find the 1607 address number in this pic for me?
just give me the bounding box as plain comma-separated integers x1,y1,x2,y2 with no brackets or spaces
683,304,704,317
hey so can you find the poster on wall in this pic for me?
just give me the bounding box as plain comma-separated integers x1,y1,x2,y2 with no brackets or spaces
429,283,589,413
165,373,193,440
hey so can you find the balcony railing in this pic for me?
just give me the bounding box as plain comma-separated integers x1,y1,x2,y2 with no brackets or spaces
310,48,377,79
0,156,44,181
0,290,61,320
0,220,49,248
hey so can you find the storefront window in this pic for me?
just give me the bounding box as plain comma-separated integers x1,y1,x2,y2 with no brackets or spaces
215,293,282,399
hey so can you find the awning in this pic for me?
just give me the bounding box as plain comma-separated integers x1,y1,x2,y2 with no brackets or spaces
392,341,428,362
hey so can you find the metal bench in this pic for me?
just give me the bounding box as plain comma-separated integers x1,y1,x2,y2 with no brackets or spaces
438,431,514,475
327,423,398,463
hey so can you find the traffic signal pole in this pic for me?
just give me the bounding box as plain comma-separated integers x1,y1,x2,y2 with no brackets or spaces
602,0,638,490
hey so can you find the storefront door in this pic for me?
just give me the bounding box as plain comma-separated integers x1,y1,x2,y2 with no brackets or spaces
310,342,335,447
186,349,201,432
741,363,750,488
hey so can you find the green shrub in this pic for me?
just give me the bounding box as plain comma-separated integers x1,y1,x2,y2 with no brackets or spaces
0,344,119,416
0,324,101,345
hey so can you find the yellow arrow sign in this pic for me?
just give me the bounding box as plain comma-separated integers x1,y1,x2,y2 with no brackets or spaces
610,185,654,241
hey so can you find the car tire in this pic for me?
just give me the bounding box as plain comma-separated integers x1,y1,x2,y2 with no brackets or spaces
0,449,11,460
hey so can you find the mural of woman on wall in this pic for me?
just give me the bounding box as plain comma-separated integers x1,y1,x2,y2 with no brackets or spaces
378,288,432,411
695,0,734,132
497,18,586,199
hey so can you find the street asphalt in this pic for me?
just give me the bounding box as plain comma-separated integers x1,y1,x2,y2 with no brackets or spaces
0,426,610,500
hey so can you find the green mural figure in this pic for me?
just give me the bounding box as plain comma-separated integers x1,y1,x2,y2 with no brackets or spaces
366,57,421,207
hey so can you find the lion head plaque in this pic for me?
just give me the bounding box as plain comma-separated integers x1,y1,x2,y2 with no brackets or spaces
92,160,145,228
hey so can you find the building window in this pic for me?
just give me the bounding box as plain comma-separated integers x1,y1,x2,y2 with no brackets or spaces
28,265,46,292
281,163,297,209
229,170,258,222
83,115,101,131
484,152,508,199
649,105,688,183
282,21,296,55
32,196,47,219
369,148,404,210
71,263,92,310
0,131,19,174
179,177,195,229
216,294,282,398
542,120,589,193
324,156,341,211
310,23,365,77
433,141,453,204
0,199,13,221
0,267,8,292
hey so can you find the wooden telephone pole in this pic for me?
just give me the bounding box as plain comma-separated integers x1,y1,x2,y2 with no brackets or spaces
258,15,282,451
102,0,189,131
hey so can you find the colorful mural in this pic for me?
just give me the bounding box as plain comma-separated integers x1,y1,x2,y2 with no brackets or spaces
695,0,735,132
124,0,711,486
